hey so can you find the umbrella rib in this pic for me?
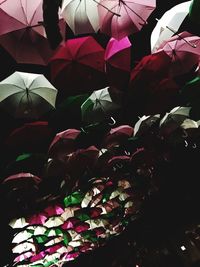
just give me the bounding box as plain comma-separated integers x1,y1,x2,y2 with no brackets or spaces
20,0,29,25
93,0,120,16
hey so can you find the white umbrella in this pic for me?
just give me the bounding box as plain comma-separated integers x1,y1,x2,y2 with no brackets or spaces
150,1,191,52
81,87,121,123
61,0,100,35
0,71,57,118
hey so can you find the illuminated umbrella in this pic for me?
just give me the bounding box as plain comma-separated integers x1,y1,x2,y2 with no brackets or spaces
156,31,200,77
98,0,156,39
0,71,58,119
105,36,131,88
49,36,108,98
0,0,54,65
151,1,191,52
81,86,122,124
61,0,100,34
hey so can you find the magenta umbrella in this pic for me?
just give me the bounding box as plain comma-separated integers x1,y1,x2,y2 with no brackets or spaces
105,36,131,88
0,0,54,65
156,31,200,77
98,0,156,39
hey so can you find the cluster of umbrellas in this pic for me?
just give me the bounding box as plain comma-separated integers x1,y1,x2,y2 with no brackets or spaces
1,0,200,267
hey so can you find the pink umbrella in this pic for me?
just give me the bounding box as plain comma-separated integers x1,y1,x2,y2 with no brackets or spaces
98,0,156,40
105,37,131,88
156,31,200,77
0,0,54,65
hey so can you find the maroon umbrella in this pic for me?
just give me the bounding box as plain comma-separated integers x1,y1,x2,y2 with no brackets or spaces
48,129,81,160
5,121,54,154
49,36,108,98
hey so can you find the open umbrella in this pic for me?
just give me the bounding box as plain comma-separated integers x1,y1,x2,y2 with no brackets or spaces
81,86,122,124
156,31,200,77
150,1,191,52
0,71,58,119
98,0,156,39
49,36,108,98
61,0,100,35
0,0,55,65
105,37,131,89
5,121,54,155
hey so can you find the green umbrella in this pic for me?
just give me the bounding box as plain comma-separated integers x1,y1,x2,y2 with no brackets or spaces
181,75,200,105
81,87,121,124
189,0,200,26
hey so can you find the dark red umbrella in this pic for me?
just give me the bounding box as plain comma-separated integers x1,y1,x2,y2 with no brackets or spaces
48,129,81,160
49,36,108,98
126,51,180,121
5,121,54,155
102,125,134,148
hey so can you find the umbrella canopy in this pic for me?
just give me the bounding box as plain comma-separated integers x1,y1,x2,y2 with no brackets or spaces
5,121,54,155
81,86,122,124
0,0,54,65
105,37,131,89
0,71,58,119
48,129,81,160
61,0,100,35
189,0,200,27
49,36,108,98
98,0,156,39
156,31,200,77
150,1,191,52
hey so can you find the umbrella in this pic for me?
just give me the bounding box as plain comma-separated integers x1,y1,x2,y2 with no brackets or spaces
98,0,156,39
5,121,54,155
189,0,200,27
0,71,58,119
81,86,122,124
61,0,100,35
0,0,55,65
49,36,108,98
126,51,172,121
105,37,131,89
150,1,191,52
48,129,81,160
156,31,200,77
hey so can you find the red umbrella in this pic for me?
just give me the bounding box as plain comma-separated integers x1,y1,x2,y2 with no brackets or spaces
0,0,55,65
98,0,156,39
126,51,174,120
48,129,81,160
49,36,108,98
156,31,200,77
5,121,54,154
102,125,134,148
105,37,131,89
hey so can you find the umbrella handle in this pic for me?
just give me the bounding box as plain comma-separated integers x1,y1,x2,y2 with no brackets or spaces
108,117,116,126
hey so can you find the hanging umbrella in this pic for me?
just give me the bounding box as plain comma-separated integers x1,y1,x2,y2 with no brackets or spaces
189,0,200,27
98,0,156,40
49,36,108,98
81,86,122,124
5,121,54,154
150,1,191,52
0,71,58,119
156,31,200,77
61,0,100,35
0,0,55,65
48,129,81,160
126,51,172,120
105,36,131,89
